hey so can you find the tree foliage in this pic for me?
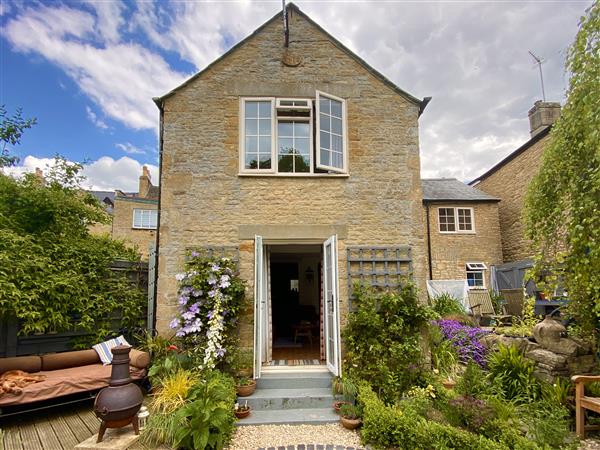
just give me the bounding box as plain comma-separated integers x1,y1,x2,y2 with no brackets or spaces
0,105,37,168
0,157,145,343
524,4,600,335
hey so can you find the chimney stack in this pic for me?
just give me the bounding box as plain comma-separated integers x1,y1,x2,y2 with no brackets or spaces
34,167,45,183
528,100,561,138
138,166,151,198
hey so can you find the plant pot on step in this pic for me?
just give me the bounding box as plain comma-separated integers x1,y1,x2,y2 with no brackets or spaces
340,416,361,430
236,379,256,397
333,401,351,414
234,406,251,419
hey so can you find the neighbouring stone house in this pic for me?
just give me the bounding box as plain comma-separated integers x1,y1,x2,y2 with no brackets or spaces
469,101,560,264
88,190,114,236
422,178,503,288
152,3,431,376
111,166,158,259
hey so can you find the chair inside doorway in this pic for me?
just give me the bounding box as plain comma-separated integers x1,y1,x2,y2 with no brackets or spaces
268,247,323,366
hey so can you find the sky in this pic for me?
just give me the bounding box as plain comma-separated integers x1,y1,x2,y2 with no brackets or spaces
0,0,591,191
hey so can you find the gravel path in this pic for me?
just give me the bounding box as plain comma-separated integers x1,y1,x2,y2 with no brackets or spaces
227,424,363,450
581,439,600,449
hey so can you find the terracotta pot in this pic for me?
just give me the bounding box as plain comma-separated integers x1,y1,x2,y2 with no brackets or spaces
340,416,361,430
333,401,351,413
236,380,256,397
234,408,251,419
442,379,457,390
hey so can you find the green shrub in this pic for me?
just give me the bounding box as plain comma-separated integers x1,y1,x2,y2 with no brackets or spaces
519,400,574,449
445,395,494,433
456,361,492,398
487,344,541,403
358,385,507,450
429,325,459,379
432,293,465,317
343,283,436,401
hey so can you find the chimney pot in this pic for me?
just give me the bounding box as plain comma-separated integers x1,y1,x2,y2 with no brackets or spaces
528,100,561,138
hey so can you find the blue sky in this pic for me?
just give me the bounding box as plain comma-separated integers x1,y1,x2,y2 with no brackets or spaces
0,0,591,190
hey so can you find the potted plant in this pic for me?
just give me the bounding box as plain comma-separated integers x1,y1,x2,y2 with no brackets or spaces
339,403,362,430
332,377,357,413
236,377,256,397
236,349,254,378
442,363,459,390
234,401,251,419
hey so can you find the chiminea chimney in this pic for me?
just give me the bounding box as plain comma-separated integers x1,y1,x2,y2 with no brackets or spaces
138,166,151,198
528,100,561,138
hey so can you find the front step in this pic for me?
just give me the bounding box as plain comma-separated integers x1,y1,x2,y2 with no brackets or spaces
236,372,337,426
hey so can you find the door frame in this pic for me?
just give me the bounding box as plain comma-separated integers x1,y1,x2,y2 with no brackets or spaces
254,238,341,377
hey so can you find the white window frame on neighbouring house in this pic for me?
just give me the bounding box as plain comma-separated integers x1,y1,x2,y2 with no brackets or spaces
466,262,487,288
132,209,157,229
438,207,475,233
239,92,348,176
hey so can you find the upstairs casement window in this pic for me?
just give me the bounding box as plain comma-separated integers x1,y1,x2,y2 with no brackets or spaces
133,209,157,229
240,92,347,175
438,207,475,233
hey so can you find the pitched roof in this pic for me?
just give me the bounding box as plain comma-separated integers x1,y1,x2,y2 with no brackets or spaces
469,126,551,185
153,3,429,114
89,190,115,206
422,178,500,203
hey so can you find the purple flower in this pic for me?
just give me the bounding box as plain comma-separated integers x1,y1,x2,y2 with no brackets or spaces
434,320,490,367
211,264,220,272
207,310,215,319
182,311,195,321
191,251,199,258
188,303,200,314
175,273,186,281
208,276,217,285
178,295,189,305
169,318,179,329
216,348,226,358
192,289,203,297
208,289,217,298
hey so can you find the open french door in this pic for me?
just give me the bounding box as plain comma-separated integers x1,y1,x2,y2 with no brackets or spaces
253,236,268,378
323,235,341,376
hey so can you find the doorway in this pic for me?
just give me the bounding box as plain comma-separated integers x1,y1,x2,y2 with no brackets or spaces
253,236,341,377
269,246,321,365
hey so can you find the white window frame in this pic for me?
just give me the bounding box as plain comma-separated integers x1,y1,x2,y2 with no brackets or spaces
239,97,276,174
466,262,487,289
275,98,314,175
315,91,348,174
132,208,157,230
437,206,475,234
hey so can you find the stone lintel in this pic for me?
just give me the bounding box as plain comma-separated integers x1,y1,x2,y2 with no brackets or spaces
238,224,348,241
75,428,140,450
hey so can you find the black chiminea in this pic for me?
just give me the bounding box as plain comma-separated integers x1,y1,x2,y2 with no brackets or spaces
93,345,144,443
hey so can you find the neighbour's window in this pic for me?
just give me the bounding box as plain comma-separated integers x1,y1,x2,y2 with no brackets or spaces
466,262,487,288
438,207,474,233
133,209,157,229
240,92,347,175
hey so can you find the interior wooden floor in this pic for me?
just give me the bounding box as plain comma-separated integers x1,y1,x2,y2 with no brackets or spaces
0,401,151,450
271,341,322,363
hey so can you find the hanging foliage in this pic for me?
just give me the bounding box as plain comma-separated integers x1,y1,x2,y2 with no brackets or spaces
524,4,600,337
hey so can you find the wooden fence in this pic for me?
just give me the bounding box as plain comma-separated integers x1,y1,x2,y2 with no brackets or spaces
0,260,150,358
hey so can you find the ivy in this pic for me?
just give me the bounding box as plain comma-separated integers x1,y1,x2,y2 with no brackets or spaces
0,157,145,344
524,4,600,336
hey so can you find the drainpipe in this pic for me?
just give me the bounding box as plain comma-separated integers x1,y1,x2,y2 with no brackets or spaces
151,100,164,334
425,203,433,280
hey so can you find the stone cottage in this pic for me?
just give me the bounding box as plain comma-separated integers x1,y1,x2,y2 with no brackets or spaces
422,178,503,288
470,101,560,264
111,166,158,259
152,3,431,377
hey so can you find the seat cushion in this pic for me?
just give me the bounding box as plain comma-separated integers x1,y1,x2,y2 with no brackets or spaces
0,364,146,407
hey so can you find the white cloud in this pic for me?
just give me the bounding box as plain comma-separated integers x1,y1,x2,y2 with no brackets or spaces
85,106,108,129
116,142,146,155
3,3,187,130
83,0,124,45
4,155,159,192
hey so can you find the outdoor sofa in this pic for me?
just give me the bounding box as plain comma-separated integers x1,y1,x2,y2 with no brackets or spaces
0,347,150,409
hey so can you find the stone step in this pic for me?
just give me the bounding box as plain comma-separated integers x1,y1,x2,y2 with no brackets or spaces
257,372,332,390
240,388,334,411
236,407,339,426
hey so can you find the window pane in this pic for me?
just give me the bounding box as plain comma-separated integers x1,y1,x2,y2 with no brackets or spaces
458,209,473,231
259,136,271,153
295,137,309,155
320,97,330,114
320,131,330,149
259,154,271,169
245,153,258,169
294,122,309,138
259,101,271,118
278,122,293,137
331,117,342,135
295,155,310,173
259,119,271,135
278,138,294,155
332,151,343,169
331,100,342,118
332,135,343,152
246,136,258,152
245,101,258,118
278,155,293,172
149,211,158,228
320,114,330,132
320,149,330,166
245,117,258,134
